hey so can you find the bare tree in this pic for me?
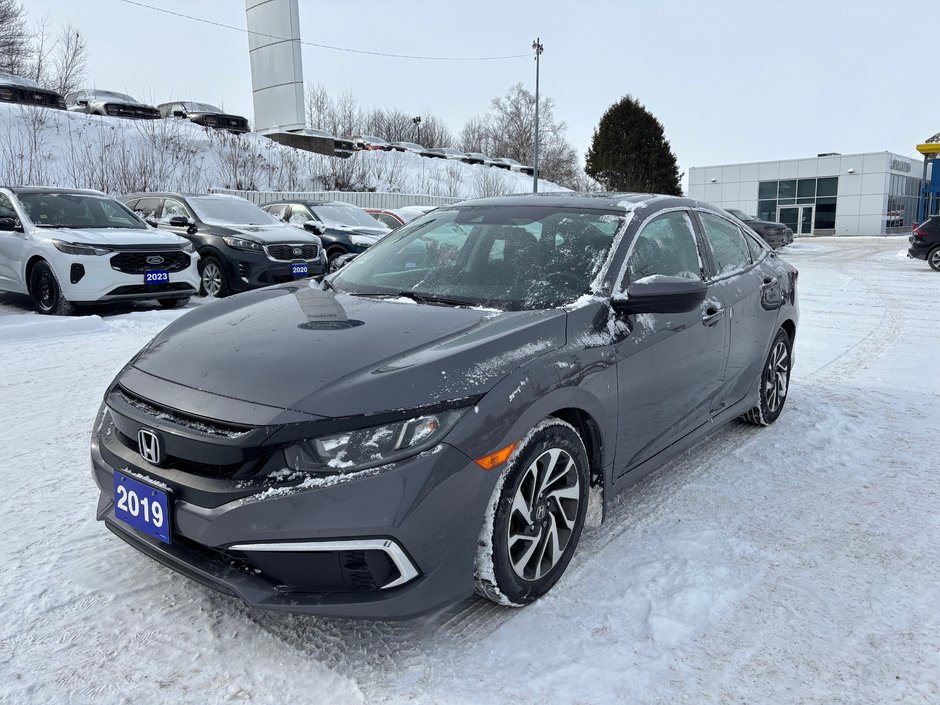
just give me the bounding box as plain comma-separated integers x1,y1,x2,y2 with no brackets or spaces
27,15,53,85
417,111,455,148
0,0,30,75
304,82,331,131
51,24,87,95
461,83,579,187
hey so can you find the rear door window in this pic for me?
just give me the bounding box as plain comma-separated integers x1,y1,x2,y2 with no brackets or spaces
698,212,753,276
133,198,162,218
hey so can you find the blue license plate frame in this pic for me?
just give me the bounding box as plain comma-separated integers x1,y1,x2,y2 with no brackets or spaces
113,471,172,544
144,269,170,285
291,262,309,278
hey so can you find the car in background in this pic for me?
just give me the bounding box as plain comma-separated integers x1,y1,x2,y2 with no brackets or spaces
461,152,500,167
0,187,198,314
0,73,66,110
121,193,325,297
351,135,391,151
389,142,426,153
421,147,465,160
492,157,534,175
157,101,249,134
366,206,437,229
261,200,390,267
65,89,160,120
89,192,798,619
724,208,792,249
908,215,940,271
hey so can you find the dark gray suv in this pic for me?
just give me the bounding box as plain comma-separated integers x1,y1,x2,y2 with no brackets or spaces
90,193,799,619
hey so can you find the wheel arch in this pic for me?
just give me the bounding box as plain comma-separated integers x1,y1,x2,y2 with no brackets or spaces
24,255,47,292
546,407,604,489
780,317,796,345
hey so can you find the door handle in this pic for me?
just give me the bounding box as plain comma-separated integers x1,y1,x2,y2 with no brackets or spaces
761,276,779,289
702,306,724,327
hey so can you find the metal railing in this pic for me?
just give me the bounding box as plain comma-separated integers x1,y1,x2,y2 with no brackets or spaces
208,188,461,210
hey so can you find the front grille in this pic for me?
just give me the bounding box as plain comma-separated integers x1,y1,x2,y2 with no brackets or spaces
266,243,319,261
111,251,191,274
108,103,159,119
0,86,63,108
106,283,194,296
113,387,251,439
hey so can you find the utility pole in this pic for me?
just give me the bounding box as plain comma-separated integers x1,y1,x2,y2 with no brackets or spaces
532,38,543,194
412,115,422,145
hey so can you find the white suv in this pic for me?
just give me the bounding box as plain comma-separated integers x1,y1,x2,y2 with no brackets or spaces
0,187,200,315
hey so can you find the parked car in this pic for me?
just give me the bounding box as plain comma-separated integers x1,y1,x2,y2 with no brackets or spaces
65,89,160,120
908,215,940,271
389,141,426,153
366,206,437,229
351,135,391,151
420,147,465,160
0,187,198,314
724,208,793,249
0,72,66,110
261,200,390,267
462,151,499,167
157,101,249,134
90,192,798,619
492,157,535,175
121,193,325,297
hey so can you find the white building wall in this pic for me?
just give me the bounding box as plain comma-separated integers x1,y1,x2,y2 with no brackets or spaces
688,151,923,236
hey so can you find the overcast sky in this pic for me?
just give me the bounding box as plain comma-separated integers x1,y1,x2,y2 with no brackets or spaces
22,0,938,187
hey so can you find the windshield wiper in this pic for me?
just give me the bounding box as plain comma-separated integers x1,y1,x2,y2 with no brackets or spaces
393,291,474,307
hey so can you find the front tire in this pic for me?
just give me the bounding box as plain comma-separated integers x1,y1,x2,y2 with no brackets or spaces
741,328,792,426
928,246,940,272
199,256,229,298
29,261,74,316
474,418,590,606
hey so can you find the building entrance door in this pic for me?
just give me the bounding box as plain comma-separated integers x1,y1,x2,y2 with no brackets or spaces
778,204,814,236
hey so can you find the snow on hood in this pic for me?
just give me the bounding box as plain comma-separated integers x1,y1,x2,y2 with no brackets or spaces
216,223,321,244
129,284,566,419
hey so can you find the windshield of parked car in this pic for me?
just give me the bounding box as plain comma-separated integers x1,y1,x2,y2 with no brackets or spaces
332,205,626,310
727,208,757,220
188,197,281,226
90,91,137,103
17,192,146,229
0,72,40,88
183,102,221,113
311,204,389,229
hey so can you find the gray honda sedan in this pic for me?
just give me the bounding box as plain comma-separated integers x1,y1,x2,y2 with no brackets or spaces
90,193,798,619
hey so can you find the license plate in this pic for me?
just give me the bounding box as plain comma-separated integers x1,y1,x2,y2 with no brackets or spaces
291,262,309,278
144,269,170,284
113,471,171,544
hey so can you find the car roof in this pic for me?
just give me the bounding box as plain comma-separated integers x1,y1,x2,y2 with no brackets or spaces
445,192,688,211
263,200,360,208
4,186,107,196
122,192,242,201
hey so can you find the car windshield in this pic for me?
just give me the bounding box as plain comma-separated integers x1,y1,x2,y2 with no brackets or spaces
333,205,626,311
188,197,281,226
312,204,388,229
183,102,221,113
728,209,757,220
91,91,137,103
17,192,145,229
399,142,424,150
0,72,40,88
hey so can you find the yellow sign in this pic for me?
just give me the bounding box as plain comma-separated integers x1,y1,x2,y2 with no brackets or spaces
915,143,940,155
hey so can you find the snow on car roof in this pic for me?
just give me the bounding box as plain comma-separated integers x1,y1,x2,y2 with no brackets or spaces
0,72,41,88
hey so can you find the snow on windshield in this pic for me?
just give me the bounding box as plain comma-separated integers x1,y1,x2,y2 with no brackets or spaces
91,91,138,103
312,204,387,229
0,73,41,88
188,197,281,226
183,102,222,113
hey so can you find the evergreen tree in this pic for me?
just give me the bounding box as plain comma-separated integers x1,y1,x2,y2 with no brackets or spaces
585,96,682,195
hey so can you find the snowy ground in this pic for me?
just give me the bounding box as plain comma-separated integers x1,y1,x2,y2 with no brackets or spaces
0,237,938,704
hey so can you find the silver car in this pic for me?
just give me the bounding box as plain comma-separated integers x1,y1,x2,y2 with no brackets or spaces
65,89,160,120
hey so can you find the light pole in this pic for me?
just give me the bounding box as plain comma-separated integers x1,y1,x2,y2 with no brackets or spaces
412,115,422,145
532,38,543,193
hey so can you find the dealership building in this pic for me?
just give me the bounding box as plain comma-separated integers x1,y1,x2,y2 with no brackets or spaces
688,151,926,236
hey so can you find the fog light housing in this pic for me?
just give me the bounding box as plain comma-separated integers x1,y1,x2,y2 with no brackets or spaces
70,263,85,284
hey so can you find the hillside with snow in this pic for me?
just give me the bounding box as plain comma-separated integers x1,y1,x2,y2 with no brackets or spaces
0,103,563,198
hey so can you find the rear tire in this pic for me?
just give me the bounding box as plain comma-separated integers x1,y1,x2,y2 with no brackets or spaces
29,260,74,316
199,256,229,298
158,297,190,309
741,328,792,426
474,418,590,606
928,246,940,272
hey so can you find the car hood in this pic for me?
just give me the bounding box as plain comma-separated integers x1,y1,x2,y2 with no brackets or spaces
211,223,321,244
321,223,389,239
129,283,566,419
746,219,787,229
33,226,188,247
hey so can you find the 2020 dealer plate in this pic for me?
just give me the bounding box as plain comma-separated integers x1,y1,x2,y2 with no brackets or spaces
291,262,309,278
113,471,171,543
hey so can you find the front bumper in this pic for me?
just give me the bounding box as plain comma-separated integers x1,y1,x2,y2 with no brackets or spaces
91,421,496,619
223,249,327,293
51,250,200,303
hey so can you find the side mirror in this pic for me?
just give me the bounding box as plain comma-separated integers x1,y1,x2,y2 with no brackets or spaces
172,110,186,118
0,217,18,232
76,98,89,106
330,252,358,272
611,276,708,315
144,215,159,227
168,215,193,227
303,220,326,235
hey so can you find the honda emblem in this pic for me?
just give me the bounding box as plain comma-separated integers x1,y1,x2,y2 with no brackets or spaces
137,428,162,465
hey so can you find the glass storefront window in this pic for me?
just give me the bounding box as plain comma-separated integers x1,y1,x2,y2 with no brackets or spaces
758,181,777,199
817,177,838,197
778,180,796,199
797,179,816,198
758,200,777,221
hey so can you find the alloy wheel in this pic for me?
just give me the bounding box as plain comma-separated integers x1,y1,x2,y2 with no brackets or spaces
506,447,581,581
930,249,940,270
202,262,222,297
765,339,790,413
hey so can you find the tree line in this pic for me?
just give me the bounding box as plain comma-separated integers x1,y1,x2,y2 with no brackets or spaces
0,0,89,96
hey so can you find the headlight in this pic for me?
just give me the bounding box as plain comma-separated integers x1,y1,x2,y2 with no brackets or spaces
222,237,264,252
350,235,378,247
285,408,466,474
52,240,111,256
180,241,195,254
